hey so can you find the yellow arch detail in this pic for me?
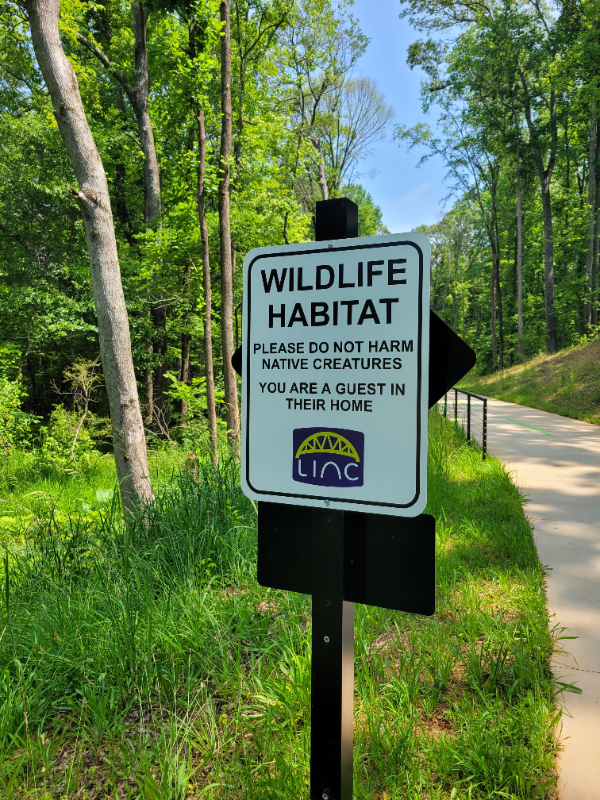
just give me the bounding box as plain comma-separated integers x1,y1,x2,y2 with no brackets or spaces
295,431,360,462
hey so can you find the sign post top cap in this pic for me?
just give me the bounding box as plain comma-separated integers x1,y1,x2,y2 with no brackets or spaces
315,198,359,241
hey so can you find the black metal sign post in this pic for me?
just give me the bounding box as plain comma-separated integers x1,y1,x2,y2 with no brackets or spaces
310,198,358,800
311,508,353,800
232,198,476,800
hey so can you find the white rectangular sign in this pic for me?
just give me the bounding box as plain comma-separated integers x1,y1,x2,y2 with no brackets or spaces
240,233,430,517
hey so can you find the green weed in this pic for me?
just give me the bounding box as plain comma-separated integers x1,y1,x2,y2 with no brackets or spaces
0,415,560,798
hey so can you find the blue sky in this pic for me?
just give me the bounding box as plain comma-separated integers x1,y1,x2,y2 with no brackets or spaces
350,0,448,232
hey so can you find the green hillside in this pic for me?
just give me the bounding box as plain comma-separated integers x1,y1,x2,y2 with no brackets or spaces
461,339,600,425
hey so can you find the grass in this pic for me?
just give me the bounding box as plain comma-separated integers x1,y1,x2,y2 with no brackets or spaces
0,413,564,799
461,338,600,424
0,448,187,542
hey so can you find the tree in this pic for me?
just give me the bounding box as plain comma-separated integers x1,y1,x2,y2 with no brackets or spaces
26,0,153,511
218,0,240,449
76,1,167,424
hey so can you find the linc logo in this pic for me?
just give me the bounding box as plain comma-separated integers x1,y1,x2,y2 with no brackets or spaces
292,427,364,488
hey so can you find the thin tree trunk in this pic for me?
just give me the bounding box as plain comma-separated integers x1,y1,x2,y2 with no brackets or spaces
151,304,168,437
180,264,191,427
494,211,504,370
593,205,600,329
131,1,161,223
452,268,458,331
131,0,169,428
28,0,152,511
145,341,153,425
317,146,329,200
235,57,245,178
76,10,160,224
441,254,452,314
496,258,504,370
516,130,525,363
518,63,557,353
585,88,597,330
218,0,240,450
197,108,219,464
114,85,136,247
562,114,570,349
77,6,164,406
491,259,497,369
539,179,557,353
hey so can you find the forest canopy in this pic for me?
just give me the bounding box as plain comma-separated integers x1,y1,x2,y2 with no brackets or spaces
1,0,599,491
0,0,392,486
399,0,600,372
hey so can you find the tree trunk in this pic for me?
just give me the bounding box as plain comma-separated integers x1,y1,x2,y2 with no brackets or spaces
593,205,600,329
180,332,190,425
218,0,240,450
114,86,136,247
151,304,169,437
76,10,160,224
180,264,191,427
317,146,329,200
516,131,525,363
518,64,557,353
234,55,245,178
131,1,161,223
496,257,504,370
494,209,504,370
78,6,164,401
197,108,219,464
28,0,152,511
539,179,557,353
585,89,597,331
145,341,153,425
452,278,458,331
490,259,497,369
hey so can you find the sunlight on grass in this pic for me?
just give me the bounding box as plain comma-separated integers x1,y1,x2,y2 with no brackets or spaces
462,338,600,425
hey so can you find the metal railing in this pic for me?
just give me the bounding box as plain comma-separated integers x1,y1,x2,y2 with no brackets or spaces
437,388,487,460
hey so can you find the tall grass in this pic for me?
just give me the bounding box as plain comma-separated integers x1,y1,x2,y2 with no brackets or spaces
0,414,561,798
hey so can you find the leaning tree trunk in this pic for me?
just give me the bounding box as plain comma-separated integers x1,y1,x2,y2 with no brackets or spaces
218,0,240,450
28,0,153,511
198,108,219,465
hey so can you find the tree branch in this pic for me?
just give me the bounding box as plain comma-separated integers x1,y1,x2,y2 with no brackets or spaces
75,33,136,107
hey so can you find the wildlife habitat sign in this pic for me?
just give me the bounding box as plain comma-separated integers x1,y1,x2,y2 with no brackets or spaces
241,233,431,517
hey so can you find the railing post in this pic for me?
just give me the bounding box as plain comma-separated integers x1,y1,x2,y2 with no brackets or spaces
467,394,471,443
482,398,487,461
444,393,447,419
454,389,458,423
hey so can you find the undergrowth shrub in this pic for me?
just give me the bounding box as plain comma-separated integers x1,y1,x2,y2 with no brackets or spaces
0,378,37,455
37,405,108,470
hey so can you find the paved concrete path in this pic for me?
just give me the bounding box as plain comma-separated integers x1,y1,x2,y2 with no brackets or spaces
484,399,600,800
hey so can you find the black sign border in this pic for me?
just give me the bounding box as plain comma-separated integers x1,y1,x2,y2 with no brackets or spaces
244,239,425,510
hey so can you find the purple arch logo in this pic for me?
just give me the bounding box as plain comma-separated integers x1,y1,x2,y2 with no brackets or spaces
292,427,364,488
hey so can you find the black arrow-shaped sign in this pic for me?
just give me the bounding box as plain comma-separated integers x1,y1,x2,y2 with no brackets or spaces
231,309,475,615
232,310,476,408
